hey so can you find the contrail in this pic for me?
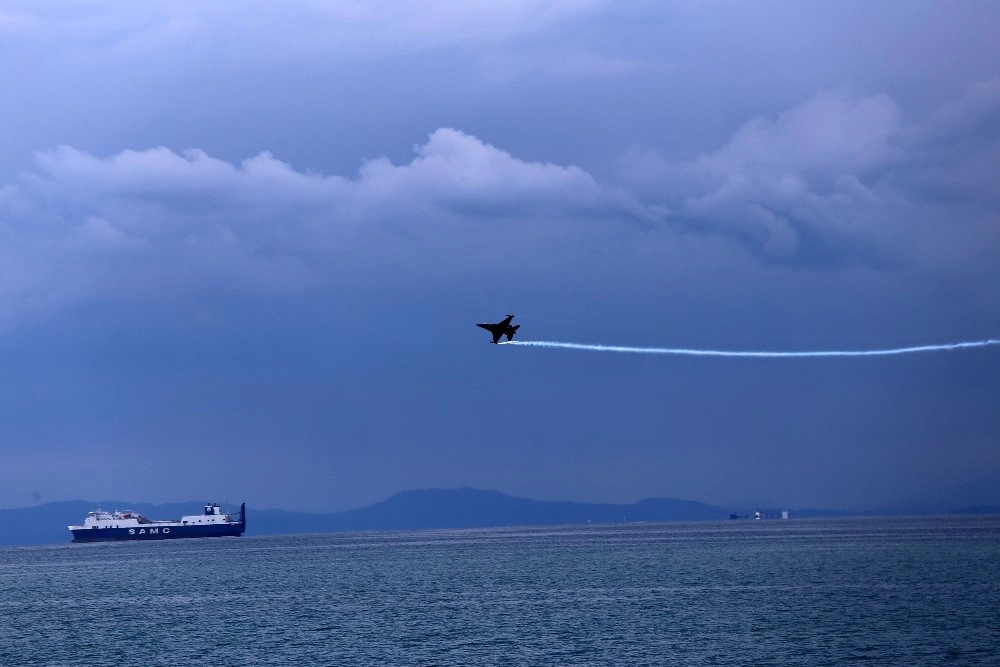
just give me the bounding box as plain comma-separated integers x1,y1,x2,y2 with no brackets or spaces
500,338,1000,357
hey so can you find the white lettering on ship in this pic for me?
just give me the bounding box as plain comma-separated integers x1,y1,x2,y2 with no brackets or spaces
126,527,171,536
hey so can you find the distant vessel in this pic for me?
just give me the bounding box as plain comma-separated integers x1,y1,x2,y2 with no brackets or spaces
69,502,246,542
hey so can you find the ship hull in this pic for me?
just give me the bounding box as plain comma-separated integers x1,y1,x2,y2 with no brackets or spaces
71,522,244,543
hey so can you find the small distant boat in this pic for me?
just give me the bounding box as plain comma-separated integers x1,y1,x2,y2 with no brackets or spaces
69,502,245,543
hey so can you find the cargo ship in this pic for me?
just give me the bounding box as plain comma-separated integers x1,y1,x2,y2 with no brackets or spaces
69,502,245,542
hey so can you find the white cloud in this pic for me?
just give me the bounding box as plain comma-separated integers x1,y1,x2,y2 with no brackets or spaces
358,128,607,213
617,81,1000,266
700,90,902,177
0,127,657,331
1,80,997,333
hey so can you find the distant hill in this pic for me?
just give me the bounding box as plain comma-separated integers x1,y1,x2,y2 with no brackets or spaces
200,489,731,538
3,488,992,547
0,489,728,546
288,488,729,533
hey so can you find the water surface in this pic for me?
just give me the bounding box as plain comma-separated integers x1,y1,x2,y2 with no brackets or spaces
1,516,997,665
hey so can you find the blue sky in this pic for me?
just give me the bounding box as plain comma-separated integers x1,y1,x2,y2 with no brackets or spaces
1,1,998,512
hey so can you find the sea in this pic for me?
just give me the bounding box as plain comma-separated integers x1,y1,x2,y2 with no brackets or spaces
1,516,997,666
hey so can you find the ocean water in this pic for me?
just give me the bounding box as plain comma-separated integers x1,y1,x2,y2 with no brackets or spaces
1,517,997,666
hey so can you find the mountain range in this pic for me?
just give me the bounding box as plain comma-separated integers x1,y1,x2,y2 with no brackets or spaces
1,488,995,547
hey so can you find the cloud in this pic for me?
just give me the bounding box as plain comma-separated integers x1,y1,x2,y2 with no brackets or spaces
898,78,1000,209
919,77,1000,145
701,90,901,177
356,128,646,220
1,81,997,334
0,128,657,331
617,80,1000,267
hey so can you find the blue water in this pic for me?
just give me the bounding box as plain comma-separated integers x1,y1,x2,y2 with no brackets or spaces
1,517,997,665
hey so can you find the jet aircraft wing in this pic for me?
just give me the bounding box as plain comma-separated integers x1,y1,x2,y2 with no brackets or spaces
476,323,505,344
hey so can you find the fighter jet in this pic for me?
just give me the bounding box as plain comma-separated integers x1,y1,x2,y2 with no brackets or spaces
476,314,520,344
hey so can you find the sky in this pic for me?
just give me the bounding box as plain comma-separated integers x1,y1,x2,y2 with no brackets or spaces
1,0,998,513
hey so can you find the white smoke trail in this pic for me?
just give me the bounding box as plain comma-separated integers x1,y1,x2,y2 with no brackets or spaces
500,339,1000,357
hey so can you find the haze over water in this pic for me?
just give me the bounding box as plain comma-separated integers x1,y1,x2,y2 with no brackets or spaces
2,516,997,665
